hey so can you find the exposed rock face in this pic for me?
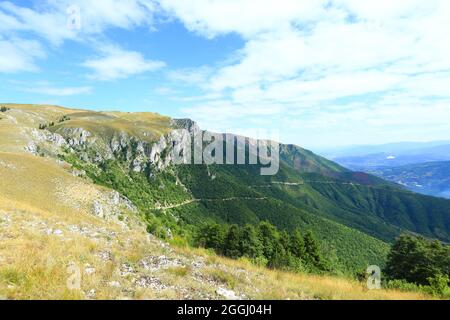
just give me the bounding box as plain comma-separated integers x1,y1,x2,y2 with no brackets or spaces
62,127,93,148
171,118,201,135
24,142,38,154
92,191,137,222
31,129,67,148
30,117,203,178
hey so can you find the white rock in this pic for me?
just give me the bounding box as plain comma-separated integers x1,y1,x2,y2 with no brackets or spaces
216,287,240,300
86,289,96,299
108,281,121,288
84,266,96,275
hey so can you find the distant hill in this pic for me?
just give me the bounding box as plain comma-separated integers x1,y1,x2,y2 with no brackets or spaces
319,141,450,170
2,104,450,276
319,141,450,158
366,162,450,199
318,142,450,200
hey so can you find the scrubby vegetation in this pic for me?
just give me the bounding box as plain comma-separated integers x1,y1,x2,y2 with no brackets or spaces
58,152,450,298
0,106,10,112
38,116,70,130
39,122,55,130
59,152,389,275
58,115,71,123
2,103,448,300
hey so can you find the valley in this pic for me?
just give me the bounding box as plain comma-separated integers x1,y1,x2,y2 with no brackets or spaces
0,104,449,299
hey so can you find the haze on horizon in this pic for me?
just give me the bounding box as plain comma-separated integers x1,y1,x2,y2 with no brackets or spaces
1,0,450,149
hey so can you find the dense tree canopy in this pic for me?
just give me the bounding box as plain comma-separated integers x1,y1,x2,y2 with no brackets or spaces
385,234,450,286
195,221,328,273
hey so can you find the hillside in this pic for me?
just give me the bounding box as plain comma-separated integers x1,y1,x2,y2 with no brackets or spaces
0,103,449,299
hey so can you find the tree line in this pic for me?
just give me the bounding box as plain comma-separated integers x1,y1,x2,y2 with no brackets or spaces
196,222,450,295
384,234,449,295
195,221,330,273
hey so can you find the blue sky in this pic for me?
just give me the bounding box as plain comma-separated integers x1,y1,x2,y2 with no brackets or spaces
1,0,450,149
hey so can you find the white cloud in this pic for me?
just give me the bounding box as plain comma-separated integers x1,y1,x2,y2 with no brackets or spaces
159,0,326,38
0,0,163,79
0,0,157,45
181,100,285,132
167,66,213,86
0,0,162,77
0,2,76,45
1,0,449,145
82,46,165,81
164,0,450,145
154,86,176,95
0,37,45,72
25,85,92,96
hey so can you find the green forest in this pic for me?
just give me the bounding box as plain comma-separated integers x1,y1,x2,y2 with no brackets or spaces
58,143,450,297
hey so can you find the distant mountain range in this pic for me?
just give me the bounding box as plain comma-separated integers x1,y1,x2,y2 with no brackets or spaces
317,141,450,199
0,104,450,273
366,162,450,199
319,141,450,159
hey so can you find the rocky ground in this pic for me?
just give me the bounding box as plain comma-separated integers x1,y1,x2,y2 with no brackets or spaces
0,104,432,300
0,206,264,300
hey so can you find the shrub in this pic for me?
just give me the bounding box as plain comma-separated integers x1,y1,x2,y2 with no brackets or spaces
208,269,237,289
58,115,71,123
383,279,421,292
169,235,189,248
427,274,449,297
167,266,190,277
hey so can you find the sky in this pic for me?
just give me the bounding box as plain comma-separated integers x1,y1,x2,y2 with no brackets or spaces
1,0,450,149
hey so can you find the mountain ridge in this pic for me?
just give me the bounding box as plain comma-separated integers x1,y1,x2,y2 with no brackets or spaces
2,104,450,274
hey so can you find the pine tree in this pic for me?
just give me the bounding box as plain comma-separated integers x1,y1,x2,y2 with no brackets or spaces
289,229,306,260
258,221,279,262
303,231,325,271
279,230,291,252
271,231,290,268
239,224,263,259
224,224,242,259
257,221,289,268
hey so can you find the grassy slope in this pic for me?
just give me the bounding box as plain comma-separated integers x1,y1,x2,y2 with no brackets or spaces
0,105,446,299
0,104,430,300
64,155,390,273
0,204,429,300
52,110,172,143
11,103,448,246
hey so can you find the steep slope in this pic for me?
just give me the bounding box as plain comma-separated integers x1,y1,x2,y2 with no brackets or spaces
2,104,450,274
1,103,432,300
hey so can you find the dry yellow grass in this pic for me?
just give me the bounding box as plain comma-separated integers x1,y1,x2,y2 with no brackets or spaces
0,103,437,300
0,211,433,300
0,104,172,152
0,152,113,219
174,247,433,300
0,179,432,301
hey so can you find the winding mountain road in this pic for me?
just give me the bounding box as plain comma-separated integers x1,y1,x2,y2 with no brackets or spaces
154,196,268,210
